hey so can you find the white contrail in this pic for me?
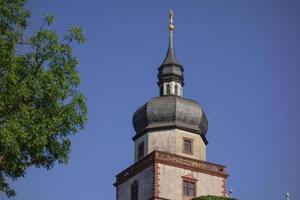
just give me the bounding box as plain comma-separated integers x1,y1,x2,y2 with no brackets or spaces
208,106,223,120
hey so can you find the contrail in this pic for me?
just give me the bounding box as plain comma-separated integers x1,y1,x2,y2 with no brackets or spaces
208,106,223,120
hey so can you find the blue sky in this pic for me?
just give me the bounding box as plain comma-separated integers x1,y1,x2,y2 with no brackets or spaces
8,0,300,200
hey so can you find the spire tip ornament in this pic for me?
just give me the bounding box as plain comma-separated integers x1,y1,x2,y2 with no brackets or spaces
169,9,174,31
286,192,290,200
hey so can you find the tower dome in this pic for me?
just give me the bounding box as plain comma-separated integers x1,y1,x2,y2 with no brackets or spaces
132,96,208,143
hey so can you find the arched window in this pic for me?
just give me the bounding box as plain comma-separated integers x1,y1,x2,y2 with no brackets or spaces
166,84,171,95
175,84,178,95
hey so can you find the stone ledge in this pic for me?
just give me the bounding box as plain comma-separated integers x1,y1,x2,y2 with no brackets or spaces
115,151,228,187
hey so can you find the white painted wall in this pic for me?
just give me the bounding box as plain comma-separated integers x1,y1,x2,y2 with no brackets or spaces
158,164,225,199
117,166,153,200
163,81,182,96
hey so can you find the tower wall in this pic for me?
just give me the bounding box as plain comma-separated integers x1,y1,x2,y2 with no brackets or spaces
117,166,153,200
115,151,228,200
158,164,226,199
134,129,206,162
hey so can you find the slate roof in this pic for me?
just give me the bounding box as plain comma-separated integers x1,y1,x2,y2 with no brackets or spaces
158,30,184,86
132,95,208,142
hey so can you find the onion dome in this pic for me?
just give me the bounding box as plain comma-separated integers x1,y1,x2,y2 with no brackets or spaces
132,96,208,144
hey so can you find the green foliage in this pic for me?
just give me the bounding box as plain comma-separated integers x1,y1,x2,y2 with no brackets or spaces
43,14,55,25
0,0,87,197
192,195,235,200
65,26,86,44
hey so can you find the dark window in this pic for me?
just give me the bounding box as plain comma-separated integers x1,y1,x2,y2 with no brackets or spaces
131,181,138,200
183,138,193,154
183,180,196,197
189,182,195,196
183,180,189,195
166,84,171,95
137,142,144,160
175,84,178,95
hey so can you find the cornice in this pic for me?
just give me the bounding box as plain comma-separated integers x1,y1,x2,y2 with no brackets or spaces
115,151,228,187
132,126,208,145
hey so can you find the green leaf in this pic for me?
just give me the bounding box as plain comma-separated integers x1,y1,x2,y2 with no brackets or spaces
64,26,86,44
43,14,55,25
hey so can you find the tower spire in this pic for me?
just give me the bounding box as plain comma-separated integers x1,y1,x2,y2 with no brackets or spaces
161,9,181,66
158,10,184,96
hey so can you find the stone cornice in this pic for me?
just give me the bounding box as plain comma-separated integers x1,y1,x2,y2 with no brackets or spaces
115,152,155,187
132,126,208,145
115,151,228,187
155,151,228,178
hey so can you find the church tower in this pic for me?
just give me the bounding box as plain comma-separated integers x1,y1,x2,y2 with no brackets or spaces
114,10,229,200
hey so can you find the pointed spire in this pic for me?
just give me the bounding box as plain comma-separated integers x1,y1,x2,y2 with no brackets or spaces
161,10,181,66
158,10,184,95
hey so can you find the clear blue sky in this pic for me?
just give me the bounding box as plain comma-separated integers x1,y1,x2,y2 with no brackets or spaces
8,0,300,200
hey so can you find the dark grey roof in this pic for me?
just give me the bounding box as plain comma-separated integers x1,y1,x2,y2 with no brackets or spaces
161,31,181,66
132,96,208,142
158,31,184,86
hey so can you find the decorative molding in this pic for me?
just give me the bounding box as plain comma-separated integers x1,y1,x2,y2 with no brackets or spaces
132,126,208,145
181,174,198,181
153,163,160,198
115,151,228,187
115,152,155,186
155,151,228,178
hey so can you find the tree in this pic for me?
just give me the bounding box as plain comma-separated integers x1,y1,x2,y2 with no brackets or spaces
0,0,87,197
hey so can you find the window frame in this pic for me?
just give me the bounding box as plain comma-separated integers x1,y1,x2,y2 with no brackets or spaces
166,84,171,95
175,84,178,95
182,137,193,155
137,141,145,160
182,177,197,198
131,180,139,200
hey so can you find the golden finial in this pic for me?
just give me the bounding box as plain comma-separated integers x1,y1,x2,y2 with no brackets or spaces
169,9,174,31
